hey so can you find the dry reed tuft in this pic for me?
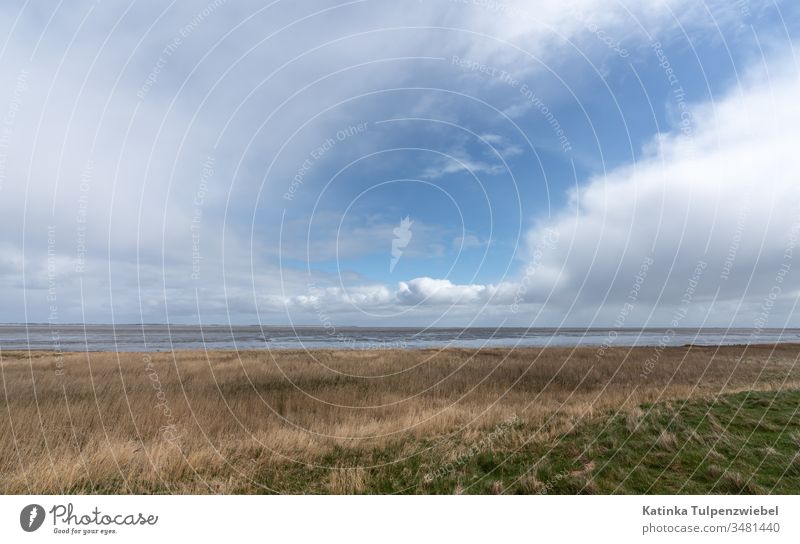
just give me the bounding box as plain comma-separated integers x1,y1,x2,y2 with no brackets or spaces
328,467,367,494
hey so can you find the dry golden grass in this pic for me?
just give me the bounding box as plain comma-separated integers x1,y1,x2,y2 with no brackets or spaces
1,344,798,493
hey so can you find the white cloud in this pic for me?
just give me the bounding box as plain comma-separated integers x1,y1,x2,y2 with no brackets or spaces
453,234,488,249
420,153,505,179
518,59,800,326
397,277,495,305
479,133,524,158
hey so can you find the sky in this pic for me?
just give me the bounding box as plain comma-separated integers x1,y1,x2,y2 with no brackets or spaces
0,0,799,328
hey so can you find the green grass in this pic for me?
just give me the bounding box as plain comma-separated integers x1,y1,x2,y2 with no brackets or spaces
569,388,800,494
237,389,800,494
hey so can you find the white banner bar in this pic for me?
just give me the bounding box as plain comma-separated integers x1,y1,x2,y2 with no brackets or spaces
1,495,797,543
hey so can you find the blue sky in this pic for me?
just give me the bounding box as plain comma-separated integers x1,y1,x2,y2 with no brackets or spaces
0,0,799,327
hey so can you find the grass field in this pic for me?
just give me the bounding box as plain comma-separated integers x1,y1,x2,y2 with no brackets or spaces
1,344,799,494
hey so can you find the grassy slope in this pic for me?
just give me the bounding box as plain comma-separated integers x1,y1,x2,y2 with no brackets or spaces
243,389,800,494
4,346,799,494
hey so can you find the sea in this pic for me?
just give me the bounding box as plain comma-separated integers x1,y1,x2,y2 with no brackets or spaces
0,324,798,352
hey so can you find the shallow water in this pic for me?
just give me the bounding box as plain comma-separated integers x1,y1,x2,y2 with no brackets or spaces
0,324,798,352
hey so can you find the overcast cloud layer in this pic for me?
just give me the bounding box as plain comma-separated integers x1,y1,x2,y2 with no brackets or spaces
0,0,798,328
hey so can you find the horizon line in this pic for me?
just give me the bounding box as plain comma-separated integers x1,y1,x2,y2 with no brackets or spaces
0,323,797,331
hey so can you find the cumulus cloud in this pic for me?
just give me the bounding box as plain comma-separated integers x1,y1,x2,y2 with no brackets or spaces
397,277,496,305
274,277,518,320
518,59,800,326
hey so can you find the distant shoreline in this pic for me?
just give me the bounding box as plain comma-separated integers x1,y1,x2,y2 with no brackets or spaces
3,324,799,352
1,323,797,330
4,342,800,355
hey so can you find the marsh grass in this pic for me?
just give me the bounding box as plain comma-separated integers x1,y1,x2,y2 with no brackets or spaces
1,344,798,493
